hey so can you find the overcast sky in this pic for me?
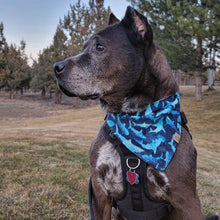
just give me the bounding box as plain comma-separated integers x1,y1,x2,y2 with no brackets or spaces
0,0,130,63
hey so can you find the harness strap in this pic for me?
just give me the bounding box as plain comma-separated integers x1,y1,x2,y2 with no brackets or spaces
102,121,173,220
88,178,95,220
118,202,173,220
129,158,144,211
180,111,192,139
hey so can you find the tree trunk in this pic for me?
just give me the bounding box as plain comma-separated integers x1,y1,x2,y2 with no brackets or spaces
55,90,62,104
20,87,24,95
41,88,46,99
73,97,78,107
9,86,14,99
49,91,53,99
208,69,215,90
194,70,203,101
195,39,203,101
208,47,216,90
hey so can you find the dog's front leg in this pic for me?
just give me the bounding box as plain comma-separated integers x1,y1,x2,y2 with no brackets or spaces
90,136,123,219
91,178,112,220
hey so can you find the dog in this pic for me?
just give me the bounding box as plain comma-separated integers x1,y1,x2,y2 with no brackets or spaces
54,6,218,220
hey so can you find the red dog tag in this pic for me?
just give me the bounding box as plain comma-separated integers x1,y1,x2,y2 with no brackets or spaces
126,171,137,185
126,158,140,185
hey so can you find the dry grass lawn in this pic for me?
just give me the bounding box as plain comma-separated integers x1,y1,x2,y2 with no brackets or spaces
0,86,219,219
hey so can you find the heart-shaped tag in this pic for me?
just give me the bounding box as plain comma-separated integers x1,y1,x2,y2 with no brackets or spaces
126,171,137,185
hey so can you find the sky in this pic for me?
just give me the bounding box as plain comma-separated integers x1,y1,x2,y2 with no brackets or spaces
0,0,130,64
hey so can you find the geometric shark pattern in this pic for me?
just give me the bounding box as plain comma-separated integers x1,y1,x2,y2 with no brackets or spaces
106,92,182,171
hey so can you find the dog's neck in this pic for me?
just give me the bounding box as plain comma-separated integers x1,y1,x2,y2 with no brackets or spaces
100,44,178,114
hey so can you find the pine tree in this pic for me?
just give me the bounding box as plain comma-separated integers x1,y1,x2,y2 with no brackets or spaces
0,22,8,88
52,22,68,60
0,23,30,98
1,41,30,98
30,47,55,99
63,0,89,56
62,0,110,56
88,0,111,32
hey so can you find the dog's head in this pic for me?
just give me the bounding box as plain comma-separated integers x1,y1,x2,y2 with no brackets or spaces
54,6,177,113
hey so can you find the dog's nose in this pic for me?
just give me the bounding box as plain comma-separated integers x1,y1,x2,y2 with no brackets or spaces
53,61,65,76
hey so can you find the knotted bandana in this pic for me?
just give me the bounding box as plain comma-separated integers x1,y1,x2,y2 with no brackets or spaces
106,92,182,171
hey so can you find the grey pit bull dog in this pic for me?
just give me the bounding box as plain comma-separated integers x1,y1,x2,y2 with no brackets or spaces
54,6,218,220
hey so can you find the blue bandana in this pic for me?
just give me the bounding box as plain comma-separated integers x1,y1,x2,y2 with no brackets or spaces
106,92,182,171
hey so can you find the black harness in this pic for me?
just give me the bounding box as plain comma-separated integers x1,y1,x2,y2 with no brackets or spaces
89,111,191,220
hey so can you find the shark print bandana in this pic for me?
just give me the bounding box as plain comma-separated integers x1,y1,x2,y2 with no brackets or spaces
106,92,182,171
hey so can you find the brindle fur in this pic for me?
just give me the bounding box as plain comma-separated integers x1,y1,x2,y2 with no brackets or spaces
54,7,205,220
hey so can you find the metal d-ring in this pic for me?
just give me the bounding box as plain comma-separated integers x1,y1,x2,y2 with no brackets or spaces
126,158,140,171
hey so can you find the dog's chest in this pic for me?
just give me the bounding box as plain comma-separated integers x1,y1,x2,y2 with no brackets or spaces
95,141,124,197
95,140,170,200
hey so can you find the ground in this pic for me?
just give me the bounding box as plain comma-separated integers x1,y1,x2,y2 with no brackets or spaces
0,86,219,219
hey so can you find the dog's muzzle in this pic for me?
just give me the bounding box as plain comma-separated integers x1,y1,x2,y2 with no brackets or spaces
53,61,100,100
53,60,78,97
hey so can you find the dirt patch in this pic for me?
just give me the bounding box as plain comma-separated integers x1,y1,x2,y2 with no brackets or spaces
0,91,98,119
0,98,48,118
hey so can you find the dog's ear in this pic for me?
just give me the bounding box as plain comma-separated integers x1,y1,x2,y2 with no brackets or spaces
108,13,120,25
122,6,153,45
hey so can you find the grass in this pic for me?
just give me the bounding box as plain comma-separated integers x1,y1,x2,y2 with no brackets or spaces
0,86,219,219
180,86,220,216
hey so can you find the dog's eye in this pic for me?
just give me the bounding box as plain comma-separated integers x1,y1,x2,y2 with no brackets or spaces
96,43,105,52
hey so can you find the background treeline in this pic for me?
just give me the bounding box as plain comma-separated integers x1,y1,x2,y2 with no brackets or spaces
0,0,219,103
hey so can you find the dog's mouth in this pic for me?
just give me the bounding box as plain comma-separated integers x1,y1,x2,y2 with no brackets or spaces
79,94,99,100
59,85,76,97
59,85,99,100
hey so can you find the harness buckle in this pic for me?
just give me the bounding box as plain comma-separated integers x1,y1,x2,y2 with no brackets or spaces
126,158,141,170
